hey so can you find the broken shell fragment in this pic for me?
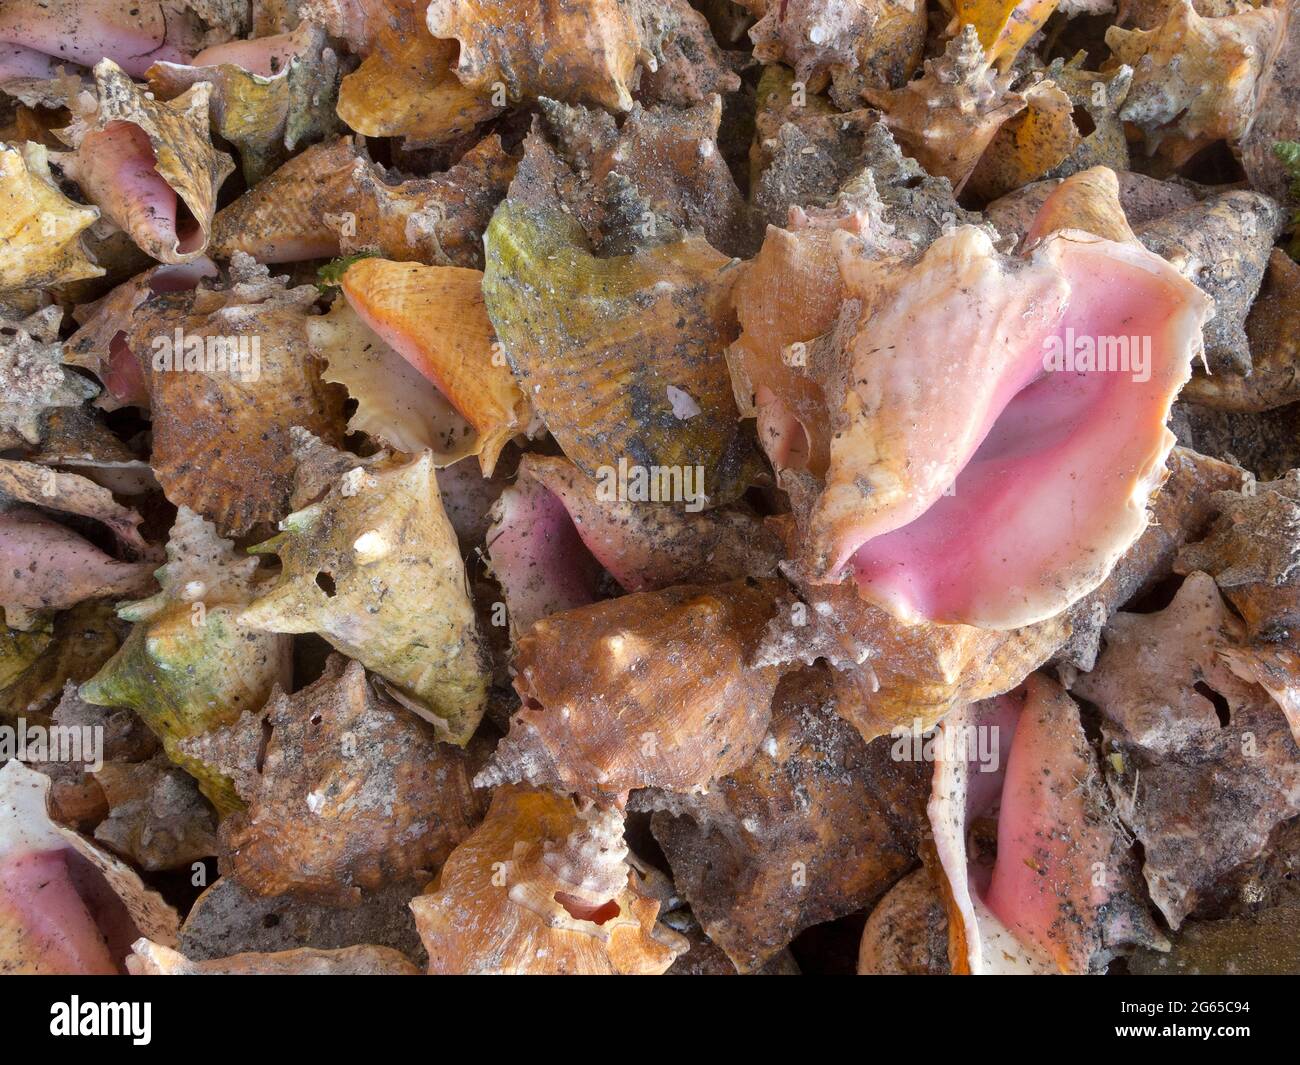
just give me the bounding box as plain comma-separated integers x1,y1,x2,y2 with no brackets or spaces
0,306,99,448
479,580,782,800
57,59,235,263
178,655,486,904
339,257,527,475
79,507,292,815
0,759,178,974
409,786,688,974
239,437,491,745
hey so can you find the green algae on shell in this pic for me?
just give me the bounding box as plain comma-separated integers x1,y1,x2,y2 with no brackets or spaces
79,508,291,816
482,189,760,506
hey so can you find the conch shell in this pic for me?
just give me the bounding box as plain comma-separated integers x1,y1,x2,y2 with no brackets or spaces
928,675,1166,974
309,298,477,462
130,253,346,534
425,0,657,111
1069,572,1300,929
178,655,486,904
478,580,781,800
483,131,758,505
863,25,1026,193
239,434,491,745
145,21,343,183
338,257,527,476
642,666,929,972
1106,0,1285,167
79,507,292,815
749,0,927,107
0,759,178,974
409,786,688,974
944,0,1059,70
965,77,1082,202
210,134,514,267
799,223,1211,629
0,141,103,292
336,2,500,147
1176,469,1300,644
57,59,235,263
0,306,99,447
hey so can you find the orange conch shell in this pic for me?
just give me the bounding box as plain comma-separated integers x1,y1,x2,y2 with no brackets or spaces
863,25,1026,193
127,939,421,974
409,786,688,974
339,257,527,476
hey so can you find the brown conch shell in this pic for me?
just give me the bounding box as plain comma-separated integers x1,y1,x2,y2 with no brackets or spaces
409,786,688,974
57,59,235,263
0,759,179,974
1022,165,1138,248
863,25,1026,193
0,608,125,730
1070,572,1300,929
425,0,656,111
79,507,292,815
210,134,514,267
1106,0,1285,167
339,257,527,476
479,580,781,801
483,131,758,505
0,457,148,554
127,939,421,975
239,434,491,745
641,665,928,972
749,0,927,107
538,95,761,259
178,655,486,904
0,141,102,293
1176,468,1300,643
857,865,951,975
1240,0,1300,204
131,253,346,534
145,20,343,183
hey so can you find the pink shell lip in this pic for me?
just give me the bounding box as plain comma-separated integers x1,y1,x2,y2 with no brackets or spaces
807,229,1212,630
0,2,189,78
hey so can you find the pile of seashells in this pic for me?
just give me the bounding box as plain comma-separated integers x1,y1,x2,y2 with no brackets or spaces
1,0,1298,976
